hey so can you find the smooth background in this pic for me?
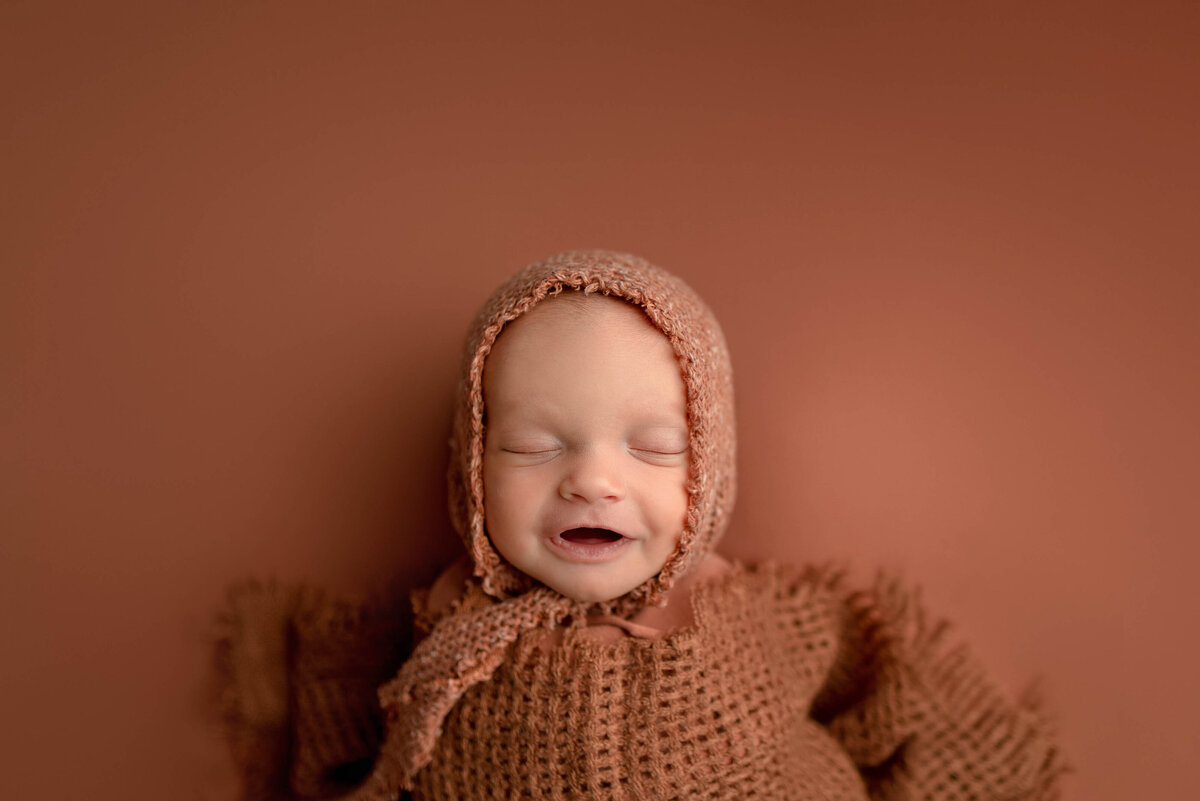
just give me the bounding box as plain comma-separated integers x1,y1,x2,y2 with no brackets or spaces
4,3,1197,799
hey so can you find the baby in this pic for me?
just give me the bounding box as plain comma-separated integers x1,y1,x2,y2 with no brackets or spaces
353,250,1064,801
219,250,1064,801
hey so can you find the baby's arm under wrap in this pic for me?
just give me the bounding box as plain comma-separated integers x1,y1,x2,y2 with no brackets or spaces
808,575,1066,801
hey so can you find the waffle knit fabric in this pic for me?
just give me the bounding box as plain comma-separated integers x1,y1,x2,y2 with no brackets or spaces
215,251,1065,800
402,562,1064,801
215,566,1066,800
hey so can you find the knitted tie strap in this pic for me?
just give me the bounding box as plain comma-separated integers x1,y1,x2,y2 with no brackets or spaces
348,586,574,797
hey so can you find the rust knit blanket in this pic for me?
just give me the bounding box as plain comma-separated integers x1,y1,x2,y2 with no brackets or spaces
217,562,1064,801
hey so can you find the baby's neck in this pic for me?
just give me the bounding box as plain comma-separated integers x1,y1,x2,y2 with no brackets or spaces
536,553,733,649
610,552,733,635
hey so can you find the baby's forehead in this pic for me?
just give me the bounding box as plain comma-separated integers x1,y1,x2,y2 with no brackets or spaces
499,291,663,344
482,291,685,411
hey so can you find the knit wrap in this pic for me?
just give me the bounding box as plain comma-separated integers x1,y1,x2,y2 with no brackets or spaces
402,564,1065,801
218,566,1066,801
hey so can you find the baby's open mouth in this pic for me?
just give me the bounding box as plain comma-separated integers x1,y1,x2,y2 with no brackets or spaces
559,527,624,545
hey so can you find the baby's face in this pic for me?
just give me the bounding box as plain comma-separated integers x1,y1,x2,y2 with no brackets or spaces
482,294,689,603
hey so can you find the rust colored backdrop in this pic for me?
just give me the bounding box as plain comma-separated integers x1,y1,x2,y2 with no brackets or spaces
4,3,1197,799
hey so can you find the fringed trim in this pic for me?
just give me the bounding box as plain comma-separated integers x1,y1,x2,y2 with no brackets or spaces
212,580,300,801
826,575,1068,801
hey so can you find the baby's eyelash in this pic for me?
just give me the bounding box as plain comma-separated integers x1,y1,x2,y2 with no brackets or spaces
629,446,688,465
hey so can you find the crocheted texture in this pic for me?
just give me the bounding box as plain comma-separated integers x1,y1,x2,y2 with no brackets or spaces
288,589,410,796
351,587,582,799
217,565,1065,801
397,563,1063,801
818,580,1064,801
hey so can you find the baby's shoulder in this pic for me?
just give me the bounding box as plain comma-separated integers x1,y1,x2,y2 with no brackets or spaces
428,556,472,612
720,560,848,611
695,560,851,651
412,556,474,635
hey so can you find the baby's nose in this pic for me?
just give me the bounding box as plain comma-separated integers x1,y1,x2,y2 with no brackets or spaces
558,451,625,503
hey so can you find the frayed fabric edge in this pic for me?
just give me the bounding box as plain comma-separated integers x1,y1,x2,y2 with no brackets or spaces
212,580,300,801
831,573,1069,800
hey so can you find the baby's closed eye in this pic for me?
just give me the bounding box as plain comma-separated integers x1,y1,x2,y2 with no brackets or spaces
491,433,565,465
628,429,689,463
501,444,560,454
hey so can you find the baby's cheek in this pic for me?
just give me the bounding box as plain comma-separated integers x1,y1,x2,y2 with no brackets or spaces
483,473,544,548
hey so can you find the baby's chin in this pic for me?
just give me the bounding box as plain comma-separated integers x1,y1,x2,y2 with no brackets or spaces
541,569,659,604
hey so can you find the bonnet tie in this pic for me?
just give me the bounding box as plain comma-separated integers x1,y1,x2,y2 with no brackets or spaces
348,587,575,796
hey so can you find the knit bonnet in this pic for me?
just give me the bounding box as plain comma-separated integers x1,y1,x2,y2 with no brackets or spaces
356,250,737,795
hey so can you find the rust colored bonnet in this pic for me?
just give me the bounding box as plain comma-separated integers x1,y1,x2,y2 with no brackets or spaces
446,249,737,610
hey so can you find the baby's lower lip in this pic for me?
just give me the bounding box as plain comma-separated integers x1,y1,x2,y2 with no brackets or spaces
548,528,631,563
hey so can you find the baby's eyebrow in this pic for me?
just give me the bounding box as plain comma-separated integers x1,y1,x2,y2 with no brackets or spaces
632,414,688,429
631,423,690,444
636,421,688,432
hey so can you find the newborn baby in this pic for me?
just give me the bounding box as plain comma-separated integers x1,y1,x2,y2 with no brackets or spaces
218,250,1064,801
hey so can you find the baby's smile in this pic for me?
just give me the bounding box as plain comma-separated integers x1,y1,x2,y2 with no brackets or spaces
559,527,624,544
549,527,631,562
